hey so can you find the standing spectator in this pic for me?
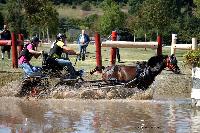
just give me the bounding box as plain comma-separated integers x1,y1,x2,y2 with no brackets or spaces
0,24,11,60
77,29,90,61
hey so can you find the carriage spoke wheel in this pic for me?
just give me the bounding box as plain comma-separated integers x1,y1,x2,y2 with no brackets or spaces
74,78,84,89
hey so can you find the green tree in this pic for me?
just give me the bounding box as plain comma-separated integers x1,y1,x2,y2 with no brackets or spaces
6,0,24,33
138,0,178,34
194,0,200,19
81,1,91,11
98,0,126,36
82,14,98,30
22,0,59,36
128,0,144,15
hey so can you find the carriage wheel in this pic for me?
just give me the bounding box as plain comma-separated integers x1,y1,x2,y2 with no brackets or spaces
74,78,84,89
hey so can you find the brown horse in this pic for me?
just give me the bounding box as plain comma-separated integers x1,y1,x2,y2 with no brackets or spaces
90,54,180,90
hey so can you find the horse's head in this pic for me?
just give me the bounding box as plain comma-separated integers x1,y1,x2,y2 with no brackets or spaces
125,54,180,90
147,54,180,74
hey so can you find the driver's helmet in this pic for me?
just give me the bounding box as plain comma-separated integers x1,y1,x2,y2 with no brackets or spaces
56,33,66,41
31,36,40,43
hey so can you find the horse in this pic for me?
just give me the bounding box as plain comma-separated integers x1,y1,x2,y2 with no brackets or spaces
90,54,180,90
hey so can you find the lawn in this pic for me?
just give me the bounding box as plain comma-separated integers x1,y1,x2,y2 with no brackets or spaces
56,5,103,19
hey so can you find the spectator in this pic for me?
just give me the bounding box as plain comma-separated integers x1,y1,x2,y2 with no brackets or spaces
0,24,11,60
77,29,90,61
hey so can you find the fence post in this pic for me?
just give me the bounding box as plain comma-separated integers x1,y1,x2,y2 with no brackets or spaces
192,38,197,50
157,35,162,55
95,32,102,73
111,31,117,65
171,34,177,55
11,32,18,68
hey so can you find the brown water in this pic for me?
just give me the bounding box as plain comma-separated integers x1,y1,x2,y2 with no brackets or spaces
0,97,199,133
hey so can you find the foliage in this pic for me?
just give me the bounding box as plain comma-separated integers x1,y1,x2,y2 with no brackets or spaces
22,0,59,35
97,0,126,36
184,49,200,67
59,17,80,32
194,0,200,18
81,1,91,11
66,32,79,43
128,0,144,15
6,0,25,33
1,0,199,44
82,14,98,30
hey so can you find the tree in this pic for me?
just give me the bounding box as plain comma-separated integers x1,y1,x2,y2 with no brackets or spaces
22,0,59,36
194,0,200,18
137,0,178,34
97,0,126,36
6,0,24,33
128,0,144,15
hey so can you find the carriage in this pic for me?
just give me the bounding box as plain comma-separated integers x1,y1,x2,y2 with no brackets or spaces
17,52,180,98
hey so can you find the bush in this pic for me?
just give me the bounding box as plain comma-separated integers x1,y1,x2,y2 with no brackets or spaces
81,1,91,11
184,49,200,67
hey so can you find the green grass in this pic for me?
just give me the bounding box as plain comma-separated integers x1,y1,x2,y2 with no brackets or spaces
56,5,102,19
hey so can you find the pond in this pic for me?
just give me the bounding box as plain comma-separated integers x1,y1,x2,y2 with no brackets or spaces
0,97,199,133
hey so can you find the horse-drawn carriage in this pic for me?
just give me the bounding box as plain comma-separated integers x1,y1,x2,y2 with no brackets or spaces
17,52,180,98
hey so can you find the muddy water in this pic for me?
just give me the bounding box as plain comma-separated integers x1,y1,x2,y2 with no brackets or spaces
0,97,199,133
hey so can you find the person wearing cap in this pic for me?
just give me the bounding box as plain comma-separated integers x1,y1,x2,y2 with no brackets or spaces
49,33,78,79
18,36,43,77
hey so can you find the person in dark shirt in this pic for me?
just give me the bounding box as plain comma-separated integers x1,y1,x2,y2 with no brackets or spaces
0,24,11,60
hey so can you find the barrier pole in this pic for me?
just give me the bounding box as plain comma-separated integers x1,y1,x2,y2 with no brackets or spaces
11,32,18,68
111,31,117,65
157,35,162,55
95,32,102,73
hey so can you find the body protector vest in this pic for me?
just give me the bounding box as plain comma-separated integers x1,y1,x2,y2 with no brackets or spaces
18,43,35,61
49,41,63,59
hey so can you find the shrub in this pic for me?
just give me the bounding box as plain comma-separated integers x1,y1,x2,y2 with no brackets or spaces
81,1,91,11
184,49,200,67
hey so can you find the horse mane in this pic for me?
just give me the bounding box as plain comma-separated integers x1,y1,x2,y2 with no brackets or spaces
147,55,168,67
126,54,168,90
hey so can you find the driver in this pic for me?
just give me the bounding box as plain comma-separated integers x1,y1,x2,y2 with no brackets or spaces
49,33,78,79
